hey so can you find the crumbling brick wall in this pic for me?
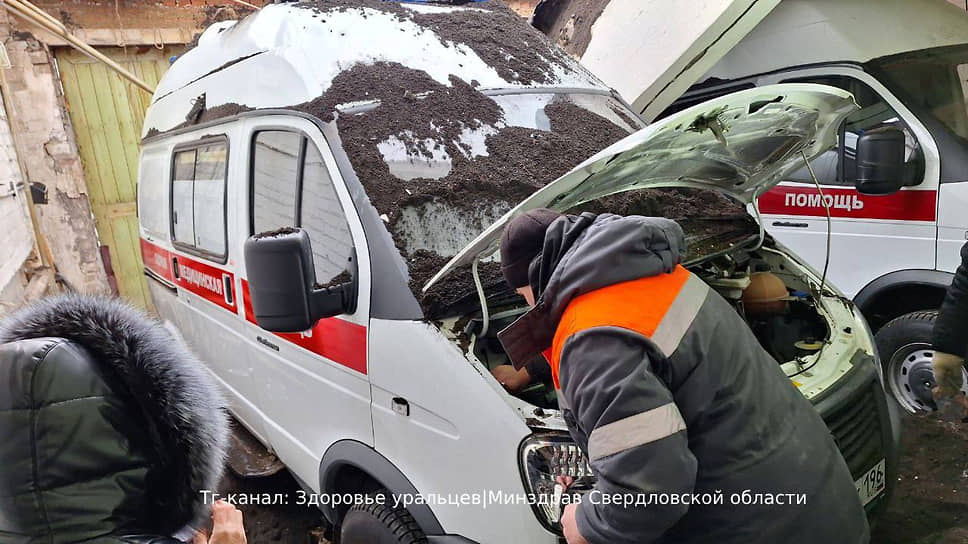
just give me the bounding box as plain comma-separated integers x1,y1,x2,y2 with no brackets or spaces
504,0,540,17
0,12,108,294
0,1,268,298
34,1,267,32
0,89,35,314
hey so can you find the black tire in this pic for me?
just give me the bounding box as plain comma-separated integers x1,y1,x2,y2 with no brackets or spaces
340,491,427,544
875,311,940,413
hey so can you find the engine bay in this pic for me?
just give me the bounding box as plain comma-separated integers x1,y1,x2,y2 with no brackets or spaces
447,243,831,410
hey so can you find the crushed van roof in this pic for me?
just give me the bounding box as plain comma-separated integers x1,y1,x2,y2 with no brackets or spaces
145,1,649,318
146,1,607,135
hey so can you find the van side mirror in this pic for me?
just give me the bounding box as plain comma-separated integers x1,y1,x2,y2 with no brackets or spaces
854,127,905,195
244,228,356,332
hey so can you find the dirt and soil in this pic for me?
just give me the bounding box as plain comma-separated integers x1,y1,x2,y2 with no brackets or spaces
290,55,635,317
872,413,968,544
220,411,968,542
217,471,331,544
531,0,611,57
153,0,752,318
573,188,753,261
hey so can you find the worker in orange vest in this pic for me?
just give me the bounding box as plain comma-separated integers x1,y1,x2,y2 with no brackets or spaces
497,209,868,544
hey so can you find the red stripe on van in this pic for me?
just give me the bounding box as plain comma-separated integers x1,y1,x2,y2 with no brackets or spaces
140,238,174,283
141,238,237,312
173,255,237,313
759,186,936,221
241,280,367,375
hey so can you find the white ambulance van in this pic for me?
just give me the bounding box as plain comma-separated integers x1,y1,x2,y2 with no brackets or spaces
533,0,968,414
138,2,898,542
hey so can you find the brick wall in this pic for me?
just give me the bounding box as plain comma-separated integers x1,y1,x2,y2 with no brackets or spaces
0,90,34,313
34,1,269,33
0,13,110,295
0,1,268,299
505,0,540,17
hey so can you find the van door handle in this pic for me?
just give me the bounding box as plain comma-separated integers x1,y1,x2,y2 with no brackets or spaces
772,221,809,228
391,397,410,417
222,274,234,306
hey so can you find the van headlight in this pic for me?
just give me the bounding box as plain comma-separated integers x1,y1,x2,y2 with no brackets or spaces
518,433,595,531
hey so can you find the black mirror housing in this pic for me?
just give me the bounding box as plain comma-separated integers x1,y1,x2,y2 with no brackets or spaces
244,228,356,332
854,128,905,195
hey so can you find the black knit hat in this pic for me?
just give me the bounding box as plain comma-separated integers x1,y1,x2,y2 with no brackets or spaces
500,208,563,289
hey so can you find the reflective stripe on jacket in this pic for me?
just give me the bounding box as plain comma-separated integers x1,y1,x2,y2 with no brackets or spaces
499,212,869,544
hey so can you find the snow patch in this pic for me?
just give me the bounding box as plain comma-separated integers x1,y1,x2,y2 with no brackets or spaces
377,132,453,181
394,199,510,257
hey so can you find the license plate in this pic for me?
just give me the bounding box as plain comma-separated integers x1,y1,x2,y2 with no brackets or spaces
855,459,886,506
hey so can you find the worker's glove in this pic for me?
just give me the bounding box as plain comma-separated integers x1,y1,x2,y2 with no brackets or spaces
932,351,966,398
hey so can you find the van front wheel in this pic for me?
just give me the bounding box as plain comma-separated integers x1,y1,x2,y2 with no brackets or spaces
340,491,428,544
875,311,968,413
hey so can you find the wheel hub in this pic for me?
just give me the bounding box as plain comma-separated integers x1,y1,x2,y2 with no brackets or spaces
888,343,968,413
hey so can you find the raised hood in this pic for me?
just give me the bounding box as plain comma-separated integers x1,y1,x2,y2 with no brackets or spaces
423,83,856,291
534,0,781,121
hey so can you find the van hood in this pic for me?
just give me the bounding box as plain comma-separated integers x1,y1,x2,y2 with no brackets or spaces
424,83,856,291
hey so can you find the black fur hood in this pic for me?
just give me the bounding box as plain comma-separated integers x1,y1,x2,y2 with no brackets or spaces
0,294,229,540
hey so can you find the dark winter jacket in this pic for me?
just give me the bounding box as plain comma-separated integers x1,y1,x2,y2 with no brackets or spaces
0,295,229,543
499,213,869,544
933,241,968,358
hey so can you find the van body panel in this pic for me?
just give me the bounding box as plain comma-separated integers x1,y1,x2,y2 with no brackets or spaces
139,115,377,490
367,318,554,543
139,123,279,443
937,181,968,274
753,63,943,298
572,0,779,121
231,115,375,484
707,0,968,82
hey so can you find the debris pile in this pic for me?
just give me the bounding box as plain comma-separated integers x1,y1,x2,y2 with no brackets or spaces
162,0,750,317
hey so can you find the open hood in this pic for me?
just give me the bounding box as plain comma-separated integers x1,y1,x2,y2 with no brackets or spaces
423,83,856,291
534,0,781,121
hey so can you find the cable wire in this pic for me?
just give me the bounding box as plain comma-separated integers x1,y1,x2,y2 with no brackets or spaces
472,256,489,337
801,150,831,295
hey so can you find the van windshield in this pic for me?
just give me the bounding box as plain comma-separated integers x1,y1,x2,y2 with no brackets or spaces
872,45,968,141
322,66,751,317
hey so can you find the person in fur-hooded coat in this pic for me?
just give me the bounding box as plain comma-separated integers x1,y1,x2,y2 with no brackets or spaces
0,294,231,543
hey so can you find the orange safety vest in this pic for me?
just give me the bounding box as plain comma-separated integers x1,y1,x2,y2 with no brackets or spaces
547,264,694,389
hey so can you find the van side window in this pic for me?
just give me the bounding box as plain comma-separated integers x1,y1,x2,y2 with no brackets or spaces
301,143,355,286
248,131,355,286
781,75,924,186
171,140,228,259
251,131,303,234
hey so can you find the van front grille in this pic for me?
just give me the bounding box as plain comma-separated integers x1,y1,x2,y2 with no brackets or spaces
823,383,883,477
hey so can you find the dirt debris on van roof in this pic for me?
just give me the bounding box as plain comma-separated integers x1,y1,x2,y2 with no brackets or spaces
293,59,746,316
157,0,751,318
150,101,251,138
412,4,574,85
296,0,574,85
291,58,637,317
